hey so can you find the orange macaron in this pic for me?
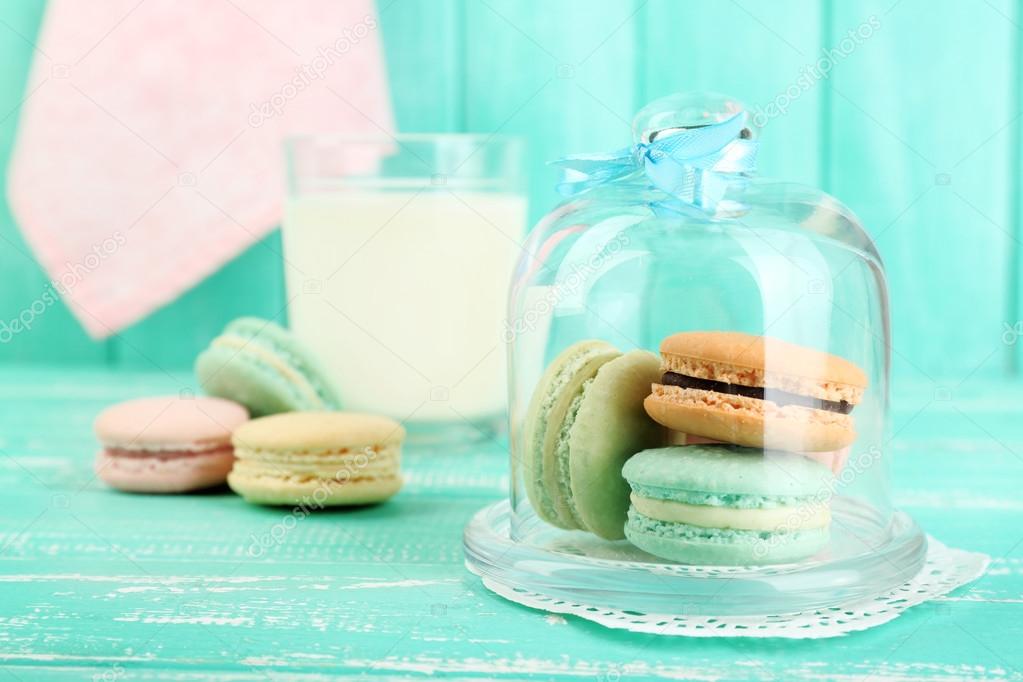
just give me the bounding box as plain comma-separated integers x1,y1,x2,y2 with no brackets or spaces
643,331,867,453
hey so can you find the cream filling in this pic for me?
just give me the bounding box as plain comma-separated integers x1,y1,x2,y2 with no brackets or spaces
232,458,397,480
233,444,400,478
214,335,324,407
631,494,830,531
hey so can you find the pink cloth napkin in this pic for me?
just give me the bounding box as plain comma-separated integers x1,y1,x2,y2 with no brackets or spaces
7,0,392,338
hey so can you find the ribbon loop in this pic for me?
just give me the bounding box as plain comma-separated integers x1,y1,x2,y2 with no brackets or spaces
552,112,758,212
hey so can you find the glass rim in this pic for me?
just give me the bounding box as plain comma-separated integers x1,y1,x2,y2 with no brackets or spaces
284,131,525,150
292,177,522,191
285,132,526,191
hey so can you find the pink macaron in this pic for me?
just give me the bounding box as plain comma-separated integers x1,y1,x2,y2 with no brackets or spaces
667,431,851,474
94,395,249,493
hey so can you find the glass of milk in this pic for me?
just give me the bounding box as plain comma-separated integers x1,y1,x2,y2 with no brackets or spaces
283,134,527,443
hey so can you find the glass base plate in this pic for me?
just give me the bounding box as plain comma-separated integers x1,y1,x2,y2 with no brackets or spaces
463,498,928,616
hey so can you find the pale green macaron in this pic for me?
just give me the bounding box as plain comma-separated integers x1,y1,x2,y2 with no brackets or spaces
196,317,341,417
522,340,662,539
622,445,834,565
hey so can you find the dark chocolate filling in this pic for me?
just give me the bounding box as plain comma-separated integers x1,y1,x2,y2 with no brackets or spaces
661,372,854,414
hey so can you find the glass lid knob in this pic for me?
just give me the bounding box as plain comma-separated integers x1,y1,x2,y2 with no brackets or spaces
632,91,758,144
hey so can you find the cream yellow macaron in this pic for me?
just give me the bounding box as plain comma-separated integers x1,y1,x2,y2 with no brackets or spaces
228,412,404,507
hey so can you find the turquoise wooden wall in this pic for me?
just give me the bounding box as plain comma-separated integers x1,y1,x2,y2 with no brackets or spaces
0,0,1019,382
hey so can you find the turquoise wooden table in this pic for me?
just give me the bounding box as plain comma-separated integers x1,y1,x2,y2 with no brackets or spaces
1,0,1023,678
0,367,1019,681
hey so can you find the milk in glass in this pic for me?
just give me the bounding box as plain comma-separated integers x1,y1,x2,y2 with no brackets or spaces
283,190,527,424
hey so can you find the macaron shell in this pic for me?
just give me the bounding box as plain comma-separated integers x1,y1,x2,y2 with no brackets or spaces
94,396,248,450
568,349,661,540
227,468,402,506
232,412,405,450
225,318,342,402
521,340,618,529
540,350,622,528
625,511,830,565
95,449,235,493
196,346,321,417
195,317,341,417
644,385,856,452
660,331,867,389
622,445,834,498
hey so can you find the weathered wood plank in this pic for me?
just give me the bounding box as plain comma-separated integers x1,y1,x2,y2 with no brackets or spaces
0,369,1020,679
827,0,1018,380
463,0,641,224
379,0,465,132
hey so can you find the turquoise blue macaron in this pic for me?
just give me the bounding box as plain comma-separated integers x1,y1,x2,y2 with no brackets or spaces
195,317,341,417
622,445,834,565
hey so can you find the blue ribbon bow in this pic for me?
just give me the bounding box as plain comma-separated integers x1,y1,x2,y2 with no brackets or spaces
552,112,758,213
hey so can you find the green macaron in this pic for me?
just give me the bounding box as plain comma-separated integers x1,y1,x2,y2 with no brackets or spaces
195,317,341,417
522,340,662,540
622,445,834,565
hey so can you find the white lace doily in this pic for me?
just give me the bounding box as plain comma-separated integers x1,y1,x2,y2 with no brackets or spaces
473,536,988,638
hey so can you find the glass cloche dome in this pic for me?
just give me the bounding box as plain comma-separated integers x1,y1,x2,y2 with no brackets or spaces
464,92,926,616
